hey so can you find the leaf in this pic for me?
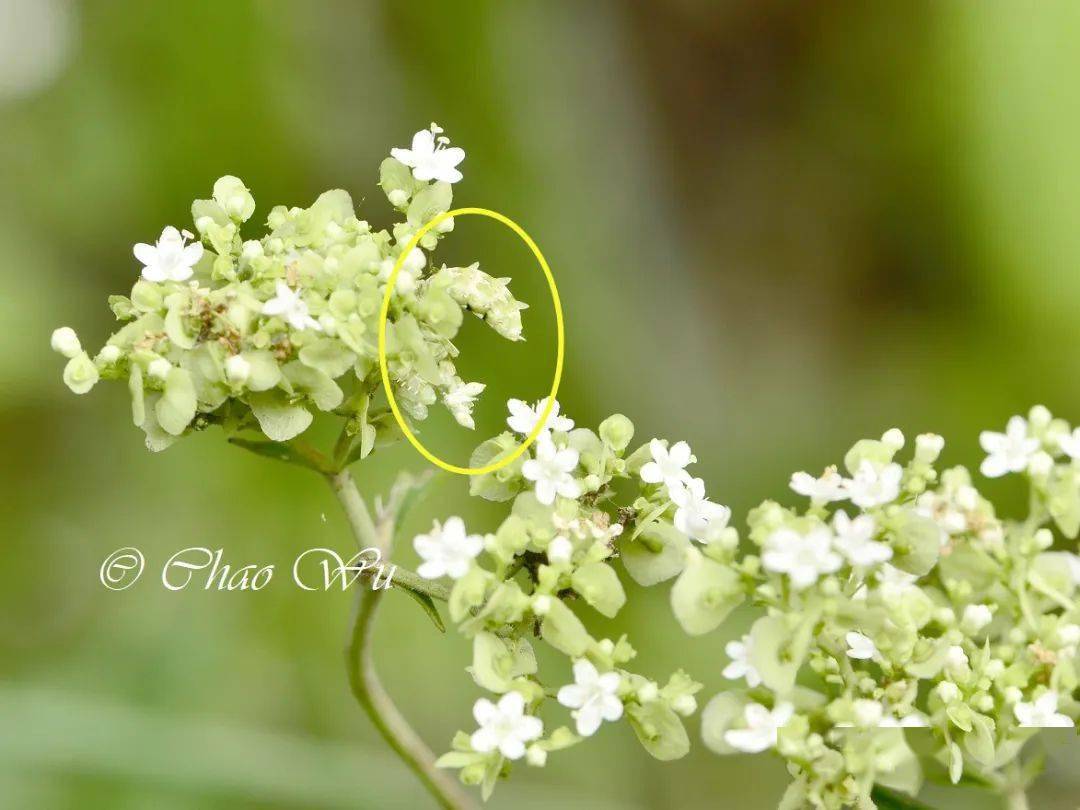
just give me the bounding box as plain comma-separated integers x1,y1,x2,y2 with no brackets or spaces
889,509,941,576
670,551,743,636
299,338,356,379
407,181,452,227
570,562,626,618
539,599,590,657
155,367,198,435
700,692,750,756
248,392,313,441
401,588,445,633
227,437,327,473
621,523,690,586
869,786,937,810
626,701,690,761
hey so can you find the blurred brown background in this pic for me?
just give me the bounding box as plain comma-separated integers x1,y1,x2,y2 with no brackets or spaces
3,1,1080,807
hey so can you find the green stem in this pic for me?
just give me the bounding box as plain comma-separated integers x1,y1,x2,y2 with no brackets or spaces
328,469,474,810
1004,785,1030,810
347,588,476,810
1003,762,1030,810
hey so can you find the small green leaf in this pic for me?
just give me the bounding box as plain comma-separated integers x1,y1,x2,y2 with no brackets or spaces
401,588,445,633
227,437,327,473
870,785,936,810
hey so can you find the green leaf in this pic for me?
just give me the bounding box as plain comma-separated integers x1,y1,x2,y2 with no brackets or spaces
128,365,145,426
626,701,690,761
401,588,445,633
540,599,590,657
248,392,313,441
155,367,198,435
889,509,941,576
700,692,750,755
670,551,743,636
283,362,344,412
748,614,814,694
1047,465,1080,538
621,523,689,586
869,785,936,810
227,437,327,473
407,181,452,227
298,338,356,379
570,562,626,618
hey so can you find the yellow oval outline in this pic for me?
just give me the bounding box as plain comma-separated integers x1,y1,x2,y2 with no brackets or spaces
377,207,564,476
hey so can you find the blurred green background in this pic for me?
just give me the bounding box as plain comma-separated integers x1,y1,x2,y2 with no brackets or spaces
4,0,1080,807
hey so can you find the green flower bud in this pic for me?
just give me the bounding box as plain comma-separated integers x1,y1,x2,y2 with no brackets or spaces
63,351,99,394
51,326,81,358
599,413,634,452
213,175,256,222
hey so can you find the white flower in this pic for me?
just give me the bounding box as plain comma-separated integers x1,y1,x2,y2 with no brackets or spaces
853,699,884,728
846,461,902,509
668,477,731,542
531,595,553,615
469,691,543,759
845,631,877,660
880,712,929,728
50,326,81,358
522,437,580,505
1028,450,1054,477
881,428,905,450
262,282,322,331
789,467,848,502
1013,692,1074,728
723,635,762,687
390,124,465,184
1059,552,1080,586
134,226,203,282
915,433,945,463
640,439,695,488
935,682,961,703
556,660,623,737
546,536,573,565
525,745,547,767
980,416,1040,478
224,354,251,385
506,397,574,437
945,645,970,676
724,702,794,753
832,511,891,567
443,380,485,429
876,564,919,598
762,527,842,590
1058,428,1080,460
961,604,993,634
147,357,172,380
379,247,426,295
97,345,121,364
413,517,484,580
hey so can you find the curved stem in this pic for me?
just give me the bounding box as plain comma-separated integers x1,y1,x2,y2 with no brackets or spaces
347,588,476,810
329,469,475,810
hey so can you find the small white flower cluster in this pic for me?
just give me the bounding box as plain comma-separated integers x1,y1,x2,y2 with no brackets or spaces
700,406,1080,809
430,401,707,798
51,127,527,450
641,438,731,542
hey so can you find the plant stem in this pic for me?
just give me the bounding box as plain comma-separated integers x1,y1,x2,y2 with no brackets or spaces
328,469,475,810
347,588,476,810
1004,786,1030,810
1003,762,1030,810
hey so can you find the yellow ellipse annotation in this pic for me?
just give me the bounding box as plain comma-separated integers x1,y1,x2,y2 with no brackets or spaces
377,207,564,476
